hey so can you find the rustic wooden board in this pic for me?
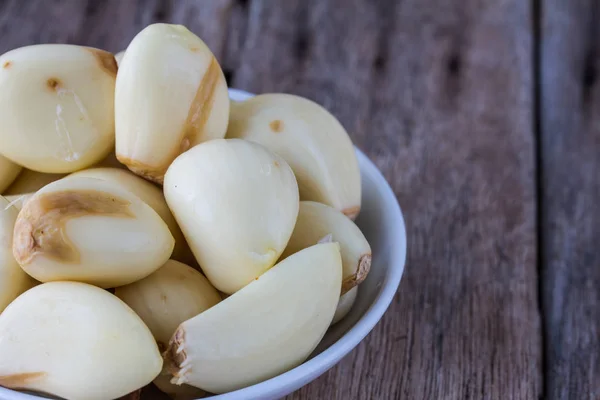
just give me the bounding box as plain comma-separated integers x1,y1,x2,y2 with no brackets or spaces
0,0,543,399
227,1,542,399
541,1,600,399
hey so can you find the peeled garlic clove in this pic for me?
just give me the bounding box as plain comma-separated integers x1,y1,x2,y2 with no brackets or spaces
13,176,174,288
331,286,357,325
164,139,299,294
165,243,343,394
281,201,371,294
0,281,162,400
115,259,220,348
3,168,66,195
116,23,229,184
0,196,34,312
227,93,361,219
115,50,125,66
0,155,21,193
3,193,33,211
0,44,117,173
69,168,195,265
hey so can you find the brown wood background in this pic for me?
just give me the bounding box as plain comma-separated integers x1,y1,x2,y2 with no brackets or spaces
0,0,598,399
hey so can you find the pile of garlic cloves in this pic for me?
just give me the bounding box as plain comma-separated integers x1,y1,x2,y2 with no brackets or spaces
0,23,371,400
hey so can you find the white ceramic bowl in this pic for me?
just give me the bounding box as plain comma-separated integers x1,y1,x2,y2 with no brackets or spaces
0,89,407,400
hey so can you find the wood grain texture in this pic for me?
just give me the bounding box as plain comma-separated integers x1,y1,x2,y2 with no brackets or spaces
0,0,544,399
541,1,600,399
255,1,541,398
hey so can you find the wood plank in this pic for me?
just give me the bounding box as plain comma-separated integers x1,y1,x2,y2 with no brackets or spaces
227,0,542,398
0,1,542,398
0,0,236,58
541,1,600,398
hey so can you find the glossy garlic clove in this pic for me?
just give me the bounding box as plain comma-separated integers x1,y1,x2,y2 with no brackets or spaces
0,282,163,400
227,93,361,219
331,286,357,325
165,243,343,394
0,196,35,312
114,259,221,348
281,201,371,294
115,23,229,184
0,155,21,193
3,168,66,195
0,44,117,173
164,139,299,294
12,176,174,288
69,167,195,265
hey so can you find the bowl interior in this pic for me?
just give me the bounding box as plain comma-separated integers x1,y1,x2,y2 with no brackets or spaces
0,89,406,400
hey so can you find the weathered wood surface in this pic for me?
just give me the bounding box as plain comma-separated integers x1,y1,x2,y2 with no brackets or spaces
541,1,600,399
3,0,587,398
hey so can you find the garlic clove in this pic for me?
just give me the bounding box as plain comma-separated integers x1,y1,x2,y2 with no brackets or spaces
281,201,371,295
3,168,66,195
69,168,195,266
164,139,299,294
331,286,358,325
0,155,21,193
164,242,343,394
227,93,361,219
0,44,116,173
114,259,221,349
12,176,174,288
0,196,35,312
0,281,163,400
115,23,229,184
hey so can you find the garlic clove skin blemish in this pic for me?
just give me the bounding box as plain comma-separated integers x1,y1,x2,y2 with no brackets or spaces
164,139,299,294
0,281,163,400
227,93,361,219
0,196,35,312
0,44,116,173
281,201,371,295
115,23,230,184
165,243,343,394
12,176,174,288
69,167,196,266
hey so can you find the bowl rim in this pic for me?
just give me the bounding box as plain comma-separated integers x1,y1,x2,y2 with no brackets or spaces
0,88,407,400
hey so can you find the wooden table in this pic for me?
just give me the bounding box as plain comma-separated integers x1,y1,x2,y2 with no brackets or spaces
1,0,598,399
